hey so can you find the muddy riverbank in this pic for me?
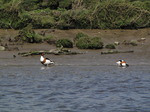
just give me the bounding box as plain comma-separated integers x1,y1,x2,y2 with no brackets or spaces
0,28,150,65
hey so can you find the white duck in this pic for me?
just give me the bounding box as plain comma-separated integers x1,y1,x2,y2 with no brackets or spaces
40,53,54,66
116,60,129,67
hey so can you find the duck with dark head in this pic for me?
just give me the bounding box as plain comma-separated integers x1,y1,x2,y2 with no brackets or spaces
116,60,129,67
40,53,54,66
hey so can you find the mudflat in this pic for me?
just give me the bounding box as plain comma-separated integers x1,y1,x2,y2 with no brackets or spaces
0,28,150,66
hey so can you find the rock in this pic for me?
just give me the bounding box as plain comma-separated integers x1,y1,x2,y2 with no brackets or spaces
0,46,5,51
114,41,120,45
137,38,146,44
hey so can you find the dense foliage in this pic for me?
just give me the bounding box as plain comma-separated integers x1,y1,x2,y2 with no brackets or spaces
74,32,88,42
15,24,42,43
56,39,73,48
76,36,103,49
105,44,116,49
0,0,149,29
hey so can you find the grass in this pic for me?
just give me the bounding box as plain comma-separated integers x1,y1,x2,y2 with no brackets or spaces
76,36,103,49
105,44,116,49
0,0,149,29
56,39,73,48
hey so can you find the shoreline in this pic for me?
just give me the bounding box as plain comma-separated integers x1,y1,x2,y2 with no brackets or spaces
0,28,150,66
1,49,150,67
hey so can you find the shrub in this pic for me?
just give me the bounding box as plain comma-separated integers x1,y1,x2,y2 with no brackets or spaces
0,0,149,29
33,34,43,43
89,0,150,29
76,36,103,49
105,44,116,49
130,40,138,46
15,24,42,43
74,32,88,42
56,39,73,48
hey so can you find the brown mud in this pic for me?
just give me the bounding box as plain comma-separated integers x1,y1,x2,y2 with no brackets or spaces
0,28,150,66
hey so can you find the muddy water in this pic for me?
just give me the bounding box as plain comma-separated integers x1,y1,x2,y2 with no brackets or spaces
0,52,150,112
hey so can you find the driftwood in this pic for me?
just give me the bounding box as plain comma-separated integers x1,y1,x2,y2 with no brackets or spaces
18,48,82,57
101,50,134,55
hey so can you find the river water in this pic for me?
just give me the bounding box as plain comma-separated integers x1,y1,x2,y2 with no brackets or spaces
0,53,150,112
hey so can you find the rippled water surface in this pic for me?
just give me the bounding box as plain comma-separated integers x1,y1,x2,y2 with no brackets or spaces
0,64,150,112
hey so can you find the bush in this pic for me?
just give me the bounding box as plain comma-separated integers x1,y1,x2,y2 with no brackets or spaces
26,9,55,29
130,40,138,46
56,39,73,48
75,32,88,41
0,0,149,29
105,44,116,49
88,0,150,29
76,36,103,49
15,24,42,43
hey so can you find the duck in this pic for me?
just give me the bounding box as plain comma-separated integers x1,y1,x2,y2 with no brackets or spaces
40,53,54,66
116,60,129,67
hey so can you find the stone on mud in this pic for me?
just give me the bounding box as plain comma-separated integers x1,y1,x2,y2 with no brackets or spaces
0,46,5,51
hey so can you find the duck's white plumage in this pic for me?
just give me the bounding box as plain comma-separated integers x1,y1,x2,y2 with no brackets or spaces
116,60,129,67
40,53,54,66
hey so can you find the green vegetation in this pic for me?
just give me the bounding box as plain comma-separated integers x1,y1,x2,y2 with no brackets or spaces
56,39,73,48
15,24,42,43
76,36,103,49
75,32,103,49
0,0,149,29
74,32,88,42
130,40,138,46
105,44,116,49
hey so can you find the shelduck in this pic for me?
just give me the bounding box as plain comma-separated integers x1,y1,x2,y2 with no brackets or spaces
116,60,129,67
40,53,54,66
